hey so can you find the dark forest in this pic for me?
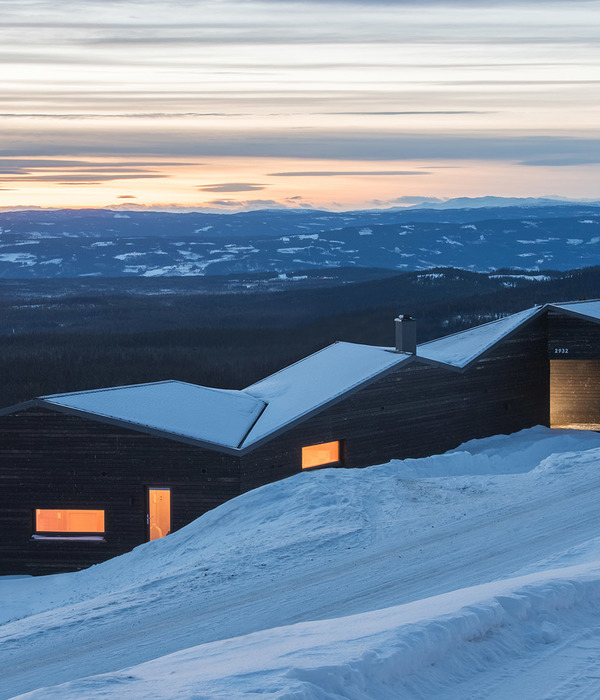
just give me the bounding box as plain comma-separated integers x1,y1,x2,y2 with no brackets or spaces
1,266,598,407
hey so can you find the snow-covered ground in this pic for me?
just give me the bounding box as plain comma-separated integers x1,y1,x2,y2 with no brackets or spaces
4,427,600,698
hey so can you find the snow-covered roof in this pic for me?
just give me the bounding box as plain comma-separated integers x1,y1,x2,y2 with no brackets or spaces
241,342,412,447
417,306,544,369
35,345,411,451
41,380,266,450
549,300,600,323
21,299,600,451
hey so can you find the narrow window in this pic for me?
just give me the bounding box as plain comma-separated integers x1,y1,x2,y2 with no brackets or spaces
35,509,105,536
148,488,171,541
302,440,341,470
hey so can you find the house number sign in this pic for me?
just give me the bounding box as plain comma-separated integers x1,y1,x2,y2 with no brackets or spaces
554,348,569,354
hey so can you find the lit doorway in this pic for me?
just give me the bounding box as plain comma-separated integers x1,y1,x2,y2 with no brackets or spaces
148,488,171,541
550,360,600,430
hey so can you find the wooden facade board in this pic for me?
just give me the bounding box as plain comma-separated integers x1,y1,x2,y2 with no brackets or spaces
548,310,600,360
0,408,241,575
4,309,600,576
550,359,600,428
241,317,550,493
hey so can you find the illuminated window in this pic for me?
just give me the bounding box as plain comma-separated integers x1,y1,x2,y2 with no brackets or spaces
35,509,105,534
148,488,171,541
302,441,341,470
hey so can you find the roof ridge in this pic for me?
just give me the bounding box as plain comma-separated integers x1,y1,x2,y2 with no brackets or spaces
240,344,413,448
243,341,344,393
550,298,600,306
243,341,400,395
417,304,544,349
40,381,266,452
41,379,177,399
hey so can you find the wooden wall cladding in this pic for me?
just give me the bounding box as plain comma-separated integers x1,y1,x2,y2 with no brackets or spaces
548,310,600,359
241,316,550,492
0,409,241,575
5,310,596,576
550,359,600,428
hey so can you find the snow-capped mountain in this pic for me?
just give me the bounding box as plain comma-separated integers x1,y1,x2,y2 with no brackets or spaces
406,195,600,210
0,205,599,277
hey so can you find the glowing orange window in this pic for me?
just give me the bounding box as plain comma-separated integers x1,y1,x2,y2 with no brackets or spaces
148,488,171,541
302,441,341,470
35,509,105,533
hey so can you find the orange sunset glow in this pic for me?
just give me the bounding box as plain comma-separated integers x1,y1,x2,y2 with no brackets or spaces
0,1,598,210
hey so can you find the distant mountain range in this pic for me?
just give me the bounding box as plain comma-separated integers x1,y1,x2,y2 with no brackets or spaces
4,196,595,215
404,196,600,210
0,202,599,278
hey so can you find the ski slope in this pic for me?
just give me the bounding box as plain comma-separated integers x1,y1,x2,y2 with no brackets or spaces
3,427,600,698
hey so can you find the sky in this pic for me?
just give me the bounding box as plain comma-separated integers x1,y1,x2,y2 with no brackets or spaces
0,0,599,211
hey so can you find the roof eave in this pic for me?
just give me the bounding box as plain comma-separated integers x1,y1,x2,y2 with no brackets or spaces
413,356,466,373
548,303,600,326
0,398,42,416
416,304,549,372
8,399,245,456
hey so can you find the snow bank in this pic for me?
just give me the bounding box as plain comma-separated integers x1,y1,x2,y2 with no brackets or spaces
397,426,600,478
3,427,600,629
5,427,600,698
15,563,600,699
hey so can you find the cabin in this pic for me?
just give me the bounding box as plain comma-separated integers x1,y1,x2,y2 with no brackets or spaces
1,299,599,575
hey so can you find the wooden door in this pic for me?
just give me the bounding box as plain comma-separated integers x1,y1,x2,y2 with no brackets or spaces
148,488,171,541
550,360,600,429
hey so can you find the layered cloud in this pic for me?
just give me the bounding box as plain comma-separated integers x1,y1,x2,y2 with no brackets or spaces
268,171,430,177
198,183,268,192
0,158,172,187
0,0,598,206
1,132,597,165
202,198,289,209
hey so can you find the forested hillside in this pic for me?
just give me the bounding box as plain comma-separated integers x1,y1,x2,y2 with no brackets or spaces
1,266,598,407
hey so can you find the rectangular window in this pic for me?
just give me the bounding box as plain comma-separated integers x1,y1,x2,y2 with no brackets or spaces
302,440,341,470
35,509,105,534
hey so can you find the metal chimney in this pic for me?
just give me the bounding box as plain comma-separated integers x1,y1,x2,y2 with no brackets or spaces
395,314,417,354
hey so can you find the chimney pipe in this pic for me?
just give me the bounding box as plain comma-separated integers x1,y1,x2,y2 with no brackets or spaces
395,314,417,354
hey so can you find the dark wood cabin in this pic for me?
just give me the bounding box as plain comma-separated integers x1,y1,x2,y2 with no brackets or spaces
1,300,599,575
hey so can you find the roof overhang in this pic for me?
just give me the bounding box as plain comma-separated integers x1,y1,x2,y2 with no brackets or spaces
416,304,548,372
0,398,249,456
239,352,417,452
0,355,418,455
547,301,600,326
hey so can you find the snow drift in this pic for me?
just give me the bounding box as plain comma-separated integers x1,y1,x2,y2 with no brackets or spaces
4,426,600,699
16,564,600,699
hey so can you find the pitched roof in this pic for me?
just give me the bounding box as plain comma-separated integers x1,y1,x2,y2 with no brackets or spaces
417,299,600,369
241,342,413,447
549,300,600,324
42,380,266,450
11,298,600,452
416,305,544,369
